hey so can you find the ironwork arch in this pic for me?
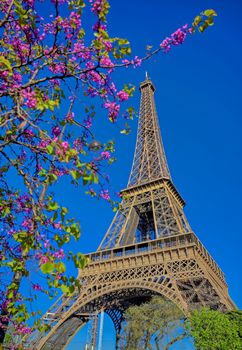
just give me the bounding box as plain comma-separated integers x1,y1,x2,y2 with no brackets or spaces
36,281,185,350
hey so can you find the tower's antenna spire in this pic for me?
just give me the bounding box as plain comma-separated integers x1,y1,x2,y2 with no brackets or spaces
145,71,149,80
127,74,170,187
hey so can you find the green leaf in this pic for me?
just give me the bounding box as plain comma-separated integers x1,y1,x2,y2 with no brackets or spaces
193,16,201,26
46,201,59,211
204,9,217,17
61,207,68,221
46,145,54,155
207,17,214,26
118,38,130,45
1,206,10,217
70,170,81,181
72,253,87,268
198,22,209,32
46,173,58,185
0,57,12,72
38,169,47,177
120,123,131,135
55,262,66,273
61,284,75,296
40,262,55,274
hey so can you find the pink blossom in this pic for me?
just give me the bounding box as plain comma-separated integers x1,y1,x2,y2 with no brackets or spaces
25,0,34,7
38,138,51,149
101,151,110,159
88,70,105,85
86,61,95,69
171,28,186,45
83,116,92,129
70,12,81,27
21,218,33,230
90,0,104,15
44,240,50,248
22,88,37,108
66,112,74,121
32,283,42,291
49,62,66,74
53,249,65,259
23,129,35,140
131,56,142,68
104,101,120,122
160,25,192,53
100,56,114,67
122,59,130,68
16,325,32,335
100,189,110,201
13,73,22,82
102,40,112,52
53,222,62,229
92,22,107,32
52,126,61,137
38,255,49,264
62,141,69,150
73,42,85,57
117,90,129,102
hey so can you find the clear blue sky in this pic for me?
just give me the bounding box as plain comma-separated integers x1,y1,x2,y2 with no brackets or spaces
38,0,242,348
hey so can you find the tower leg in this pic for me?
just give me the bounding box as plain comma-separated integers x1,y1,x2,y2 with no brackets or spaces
91,312,98,350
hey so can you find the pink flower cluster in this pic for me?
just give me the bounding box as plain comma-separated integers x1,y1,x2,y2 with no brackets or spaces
100,189,110,201
22,88,37,108
104,101,120,122
52,126,61,137
70,11,81,28
100,56,114,68
23,129,35,141
83,116,93,129
49,62,66,74
160,24,192,53
53,249,65,259
21,218,33,230
90,0,104,15
117,90,129,102
36,254,49,264
131,56,142,68
66,112,75,122
53,222,62,229
16,324,32,335
32,283,42,291
101,151,110,159
73,42,91,60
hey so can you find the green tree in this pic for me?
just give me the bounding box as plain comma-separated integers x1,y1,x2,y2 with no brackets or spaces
226,310,242,339
188,307,242,350
118,296,187,350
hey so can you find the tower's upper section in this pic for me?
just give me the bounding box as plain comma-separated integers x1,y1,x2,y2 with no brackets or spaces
128,75,171,187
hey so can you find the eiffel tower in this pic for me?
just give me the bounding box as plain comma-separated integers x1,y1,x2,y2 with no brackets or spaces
24,75,235,350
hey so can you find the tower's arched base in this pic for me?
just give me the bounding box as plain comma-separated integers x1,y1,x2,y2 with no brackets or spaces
23,233,234,350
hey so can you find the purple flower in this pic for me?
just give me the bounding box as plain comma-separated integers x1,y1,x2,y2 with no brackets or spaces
104,101,120,122
22,88,37,108
52,126,61,137
117,90,129,102
32,284,42,291
101,151,111,159
53,249,65,259
100,189,110,201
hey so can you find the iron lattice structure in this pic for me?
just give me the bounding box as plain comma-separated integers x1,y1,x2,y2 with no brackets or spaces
23,77,235,350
